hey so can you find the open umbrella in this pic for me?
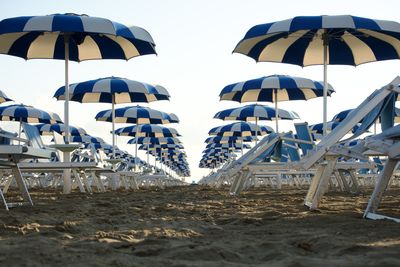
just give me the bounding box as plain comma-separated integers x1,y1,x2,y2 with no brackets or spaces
0,13,157,142
214,103,300,133
0,13,157,194
115,124,180,138
96,105,179,167
209,122,273,137
0,104,62,143
233,15,400,135
53,77,170,156
35,123,86,136
219,75,333,132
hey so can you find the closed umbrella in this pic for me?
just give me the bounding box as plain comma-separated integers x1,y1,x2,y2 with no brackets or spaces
233,15,400,135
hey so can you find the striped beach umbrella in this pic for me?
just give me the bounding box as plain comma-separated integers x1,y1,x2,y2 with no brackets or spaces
70,135,104,144
95,105,179,124
309,121,360,135
0,13,156,144
214,103,300,132
333,108,400,134
0,90,13,104
204,136,255,144
0,104,62,124
53,77,170,156
209,122,273,137
96,105,179,162
219,75,332,132
35,123,86,136
115,124,180,138
233,15,400,135
128,137,181,145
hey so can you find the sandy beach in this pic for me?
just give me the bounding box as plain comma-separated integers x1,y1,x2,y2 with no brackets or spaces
0,186,399,267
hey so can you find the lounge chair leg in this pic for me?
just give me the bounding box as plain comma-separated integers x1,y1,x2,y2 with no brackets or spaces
80,172,92,193
348,170,361,193
3,176,13,194
338,171,351,192
131,176,139,190
92,172,105,192
72,170,86,193
305,157,337,210
364,158,398,218
12,166,33,206
276,173,282,189
0,188,9,211
233,170,251,195
305,164,325,207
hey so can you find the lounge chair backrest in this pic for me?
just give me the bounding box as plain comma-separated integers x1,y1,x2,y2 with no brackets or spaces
294,123,314,156
0,128,17,145
22,123,45,149
53,131,65,145
283,132,301,162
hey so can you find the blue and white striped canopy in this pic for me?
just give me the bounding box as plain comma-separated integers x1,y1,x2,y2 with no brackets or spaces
140,143,184,150
84,142,113,150
95,105,179,124
204,136,255,144
309,121,360,134
53,77,170,104
0,90,13,104
220,75,334,102
209,122,273,137
0,13,156,61
333,108,400,123
206,142,251,150
0,104,62,123
70,135,104,144
214,104,300,121
35,123,86,136
234,15,400,66
115,124,180,137
128,137,181,145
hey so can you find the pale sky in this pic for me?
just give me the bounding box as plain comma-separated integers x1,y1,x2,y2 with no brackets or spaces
1,0,400,181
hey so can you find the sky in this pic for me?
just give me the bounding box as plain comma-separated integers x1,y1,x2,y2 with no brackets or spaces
1,0,400,182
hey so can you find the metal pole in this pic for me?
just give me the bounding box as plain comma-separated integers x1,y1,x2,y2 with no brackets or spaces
255,117,258,146
63,34,71,194
274,88,279,133
323,31,328,136
135,122,139,171
64,35,70,144
111,94,115,158
18,118,22,145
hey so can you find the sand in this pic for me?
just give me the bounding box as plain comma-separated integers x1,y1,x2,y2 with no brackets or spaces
0,186,399,267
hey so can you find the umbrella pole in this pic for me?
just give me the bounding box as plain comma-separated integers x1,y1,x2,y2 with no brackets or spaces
18,118,22,145
323,32,328,136
147,142,150,165
135,122,139,171
255,117,258,146
63,34,71,194
111,94,116,158
274,89,279,133
241,138,243,157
